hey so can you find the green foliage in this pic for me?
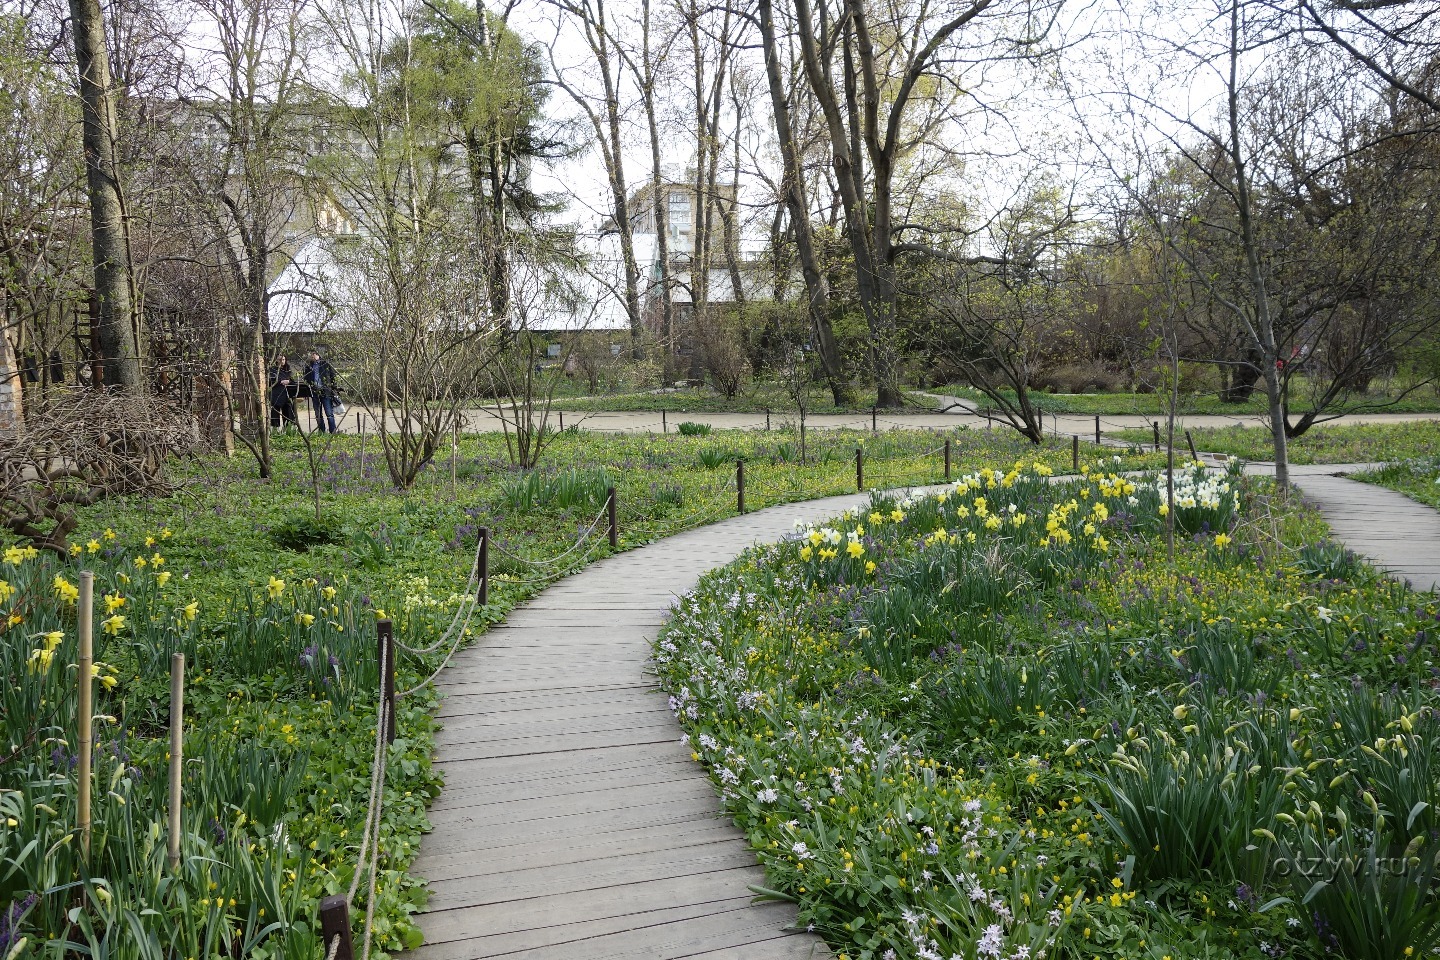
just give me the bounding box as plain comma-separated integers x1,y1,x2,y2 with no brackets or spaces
1355,457,1440,511
654,460,1440,959
1116,420,1440,465
677,421,713,436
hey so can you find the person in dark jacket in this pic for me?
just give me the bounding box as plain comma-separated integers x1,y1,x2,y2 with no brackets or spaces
269,355,299,431
303,350,339,433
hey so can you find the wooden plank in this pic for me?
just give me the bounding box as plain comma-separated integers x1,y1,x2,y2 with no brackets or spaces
408,493,873,958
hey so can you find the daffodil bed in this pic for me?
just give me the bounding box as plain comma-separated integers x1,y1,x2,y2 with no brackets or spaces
0,429,1162,958
655,461,1440,960
1113,420,1440,466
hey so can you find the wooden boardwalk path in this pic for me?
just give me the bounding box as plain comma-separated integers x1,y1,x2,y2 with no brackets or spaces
1287,465,1440,593
408,495,874,960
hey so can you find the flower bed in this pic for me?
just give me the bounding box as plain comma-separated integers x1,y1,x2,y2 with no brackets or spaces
655,461,1440,960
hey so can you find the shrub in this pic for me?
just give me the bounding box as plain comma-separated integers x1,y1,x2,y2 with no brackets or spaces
677,421,712,436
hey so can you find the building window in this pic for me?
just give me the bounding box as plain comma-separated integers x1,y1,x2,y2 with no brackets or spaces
668,191,690,227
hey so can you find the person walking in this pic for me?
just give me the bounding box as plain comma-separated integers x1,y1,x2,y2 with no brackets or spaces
304,350,339,433
269,354,299,431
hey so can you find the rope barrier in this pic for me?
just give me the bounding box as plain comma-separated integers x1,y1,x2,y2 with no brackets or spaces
392,536,483,656
489,501,610,570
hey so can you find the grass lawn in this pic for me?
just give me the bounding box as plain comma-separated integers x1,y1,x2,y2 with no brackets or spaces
0,427,1162,956
1112,420,1440,464
930,384,1440,417
1354,457,1440,511
556,382,941,415
656,462,1440,960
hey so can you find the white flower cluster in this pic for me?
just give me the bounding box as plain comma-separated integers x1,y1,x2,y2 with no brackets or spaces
1151,471,1238,511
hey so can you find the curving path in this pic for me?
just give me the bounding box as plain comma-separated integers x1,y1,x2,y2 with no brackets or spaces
1283,464,1440,593
407,496,877,960
407,459,1439,959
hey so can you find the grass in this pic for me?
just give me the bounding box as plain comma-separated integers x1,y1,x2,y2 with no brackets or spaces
1354,457,1440,511
655,462,1440,960
0,426,1165,956
557,382,941,415
931,383,1440,416
1113,420,1440,464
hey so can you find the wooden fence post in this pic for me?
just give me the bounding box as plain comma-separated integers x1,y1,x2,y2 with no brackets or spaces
765,408,770,432
77,571,94,861
319,895,356,960
558,410,564,432
607,487,618,548
1152,421,1161,452
661,410,667,434
1072,434,1079,471
168,652,185,871
855,448,864,491
944,438,951,482
736,460,745,515
1185,430,1200,464
377,619,395,745
1095,414,1101,445
477,527,489,606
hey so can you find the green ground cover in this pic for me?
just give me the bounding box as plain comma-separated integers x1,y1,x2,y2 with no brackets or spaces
656,462,1440,960
0,427,1162,957
1354,457,1440,511
932,384,1440,416
557,383,940,414
1113,420,1440,465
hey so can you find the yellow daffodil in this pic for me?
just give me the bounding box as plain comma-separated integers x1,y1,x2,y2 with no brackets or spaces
181,600,200,622
155,571,172,587
267,577,286,599
321,585,337,601
1214,532,1232,548
102,615,126,636
151,554,164,567
103,593,126,613
865,560,877,575
0,579,12,603
87,540,101,554
846,541,864,559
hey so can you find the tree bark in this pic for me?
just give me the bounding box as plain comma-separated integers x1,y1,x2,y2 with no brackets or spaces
68,0,140,391
757,0,851,405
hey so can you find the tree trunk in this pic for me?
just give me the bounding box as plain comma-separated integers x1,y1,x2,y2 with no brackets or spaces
757,0,852,406
68,0,140,391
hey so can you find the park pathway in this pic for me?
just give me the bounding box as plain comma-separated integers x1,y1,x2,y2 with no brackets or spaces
1284,464,1440,593
407,495,878,960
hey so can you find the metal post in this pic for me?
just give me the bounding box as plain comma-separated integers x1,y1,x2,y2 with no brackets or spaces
1072,434,1079,471
168,653,184,871
1037,407,1043,437
377,619,395,744
559,410,564,432
661,410,667,434
765,408,770,432
477,527,489,606
1095,414,1101,445
1186,429,1200,464
607,487,618,548
855,448,863,491
319,896,356,960
77,571,94,861
1152,421,1161,452
736,460,746,514
944,438,952,482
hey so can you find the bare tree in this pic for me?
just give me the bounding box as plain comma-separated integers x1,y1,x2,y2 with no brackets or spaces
67,0,141,389
786,0,1060,407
